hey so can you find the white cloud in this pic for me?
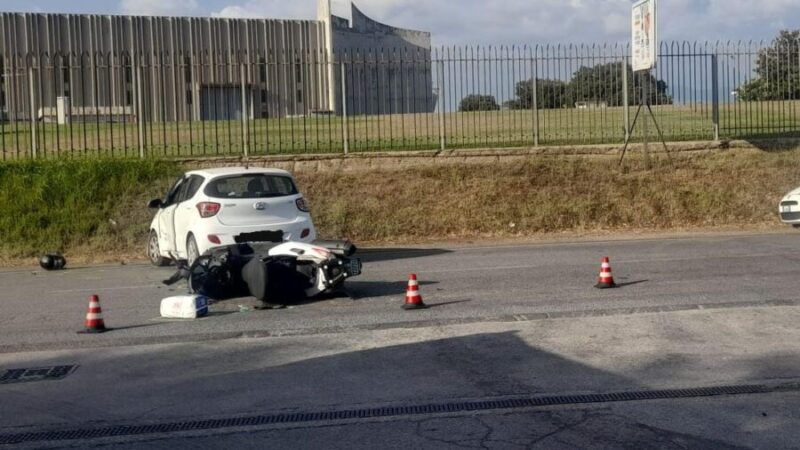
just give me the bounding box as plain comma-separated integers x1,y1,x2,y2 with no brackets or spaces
119,0,200,16
200,0,799,45
211,1,311,20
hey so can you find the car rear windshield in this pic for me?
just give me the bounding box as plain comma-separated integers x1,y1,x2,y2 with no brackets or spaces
204,174,298,199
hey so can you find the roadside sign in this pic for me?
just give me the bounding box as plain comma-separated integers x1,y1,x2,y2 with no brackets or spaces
631,0,657,72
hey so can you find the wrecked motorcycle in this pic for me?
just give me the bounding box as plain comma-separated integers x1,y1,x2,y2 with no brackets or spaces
164,240,362,305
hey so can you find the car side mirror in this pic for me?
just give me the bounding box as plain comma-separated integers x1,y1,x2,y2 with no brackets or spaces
148,199,164,209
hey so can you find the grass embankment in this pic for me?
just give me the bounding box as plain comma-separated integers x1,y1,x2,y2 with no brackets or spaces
0,160,181,264
1,149,799,265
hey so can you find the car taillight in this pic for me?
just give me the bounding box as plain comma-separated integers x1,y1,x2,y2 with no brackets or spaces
296,197,310,213
197,202,221,218
300,228,311,239
207,234,221,244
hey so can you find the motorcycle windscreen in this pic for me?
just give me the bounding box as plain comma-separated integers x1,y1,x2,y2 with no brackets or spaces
205,174,303,226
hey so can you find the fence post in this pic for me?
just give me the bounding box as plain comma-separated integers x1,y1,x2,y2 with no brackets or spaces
28,65,37,158
135,61,145,159
340,60,349,155
711,54,720,141
531,57,539,147
622,56,630,141
240,63,249,162
438,59,446,151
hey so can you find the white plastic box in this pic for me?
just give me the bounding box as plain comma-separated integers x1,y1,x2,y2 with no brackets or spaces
160,295,209,319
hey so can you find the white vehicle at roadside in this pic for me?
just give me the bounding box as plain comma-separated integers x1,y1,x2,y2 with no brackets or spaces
147,167,316,266
779,187,800,227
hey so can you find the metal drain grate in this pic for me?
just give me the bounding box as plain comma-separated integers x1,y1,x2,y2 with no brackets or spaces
0,383,779,445
0,365,77,385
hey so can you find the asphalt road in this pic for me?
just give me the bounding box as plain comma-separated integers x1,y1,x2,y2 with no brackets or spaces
0,233,799,352
1,233,800,448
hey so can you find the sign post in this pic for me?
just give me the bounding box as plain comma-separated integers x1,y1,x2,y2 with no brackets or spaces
619,0,670,167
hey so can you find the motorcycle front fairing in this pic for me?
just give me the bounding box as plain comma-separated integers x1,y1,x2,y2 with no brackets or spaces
267,242,362,297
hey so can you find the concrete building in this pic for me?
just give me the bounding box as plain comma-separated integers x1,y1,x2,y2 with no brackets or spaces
0,0,434,123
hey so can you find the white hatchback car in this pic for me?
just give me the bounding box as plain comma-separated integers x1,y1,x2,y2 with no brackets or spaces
779,187,800,228
147,167,317,266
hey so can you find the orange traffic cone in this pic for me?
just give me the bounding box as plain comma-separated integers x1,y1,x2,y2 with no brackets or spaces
402,274,427,310
79,295,108,334
595,257,617,289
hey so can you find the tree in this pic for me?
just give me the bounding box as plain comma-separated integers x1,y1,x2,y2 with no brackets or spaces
506,63,672,110
506,79,572,110
737,30,800,101
459,94,500,112
571,62,672,106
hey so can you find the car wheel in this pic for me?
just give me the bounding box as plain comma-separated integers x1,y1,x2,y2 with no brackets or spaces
187,234,201,266
148,231,171,267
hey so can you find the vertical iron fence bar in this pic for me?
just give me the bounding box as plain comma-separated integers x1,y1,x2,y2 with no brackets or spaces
28,60,37,158
397,47,403,149
513,46,518,145
50,54,60,157
623,55,630,141
444,46,451,150
470,46,476,147
383,48,389,149
515,46,521,146
302,49,309,154
341,59,349,154
171,51,180,156
159,52,168,155
199,51,208,155
725,43,732,138
1,54,6,160
410,48,418,150
759,41,766,134
104,51,116,156
37,53,47,158
121,54,130,157
491,45,497,146
457,46,464,148
532,48,539,147
135,55,144,158
240,62,248,162
438,57,445,151
711,53,720,141
361,49,368,151
12,54,21,157
107,53,116,157
793,38,799,133
92,52,101,155
347,50,355,152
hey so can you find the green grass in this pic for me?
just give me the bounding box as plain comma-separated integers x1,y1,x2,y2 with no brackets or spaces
0,159,181,259
1,101,798,159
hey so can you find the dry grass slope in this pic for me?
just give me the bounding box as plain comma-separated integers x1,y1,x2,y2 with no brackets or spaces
300,149,800,243
1,148,799,265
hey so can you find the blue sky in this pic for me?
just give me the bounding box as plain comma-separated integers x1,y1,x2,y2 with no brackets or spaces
2,0,798,46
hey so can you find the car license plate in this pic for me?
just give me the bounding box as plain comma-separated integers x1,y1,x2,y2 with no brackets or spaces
782,206,792,213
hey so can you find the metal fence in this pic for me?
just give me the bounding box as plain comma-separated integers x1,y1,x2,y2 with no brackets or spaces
1,39,799,159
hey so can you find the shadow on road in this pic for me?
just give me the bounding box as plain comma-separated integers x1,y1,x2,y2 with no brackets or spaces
358,248,453,263
346,279,440,300
615,280,649,288
7,330,780,447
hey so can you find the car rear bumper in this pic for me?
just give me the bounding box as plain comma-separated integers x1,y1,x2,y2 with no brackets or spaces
779,199,800,224
780,212,800,224
193,218,317,254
